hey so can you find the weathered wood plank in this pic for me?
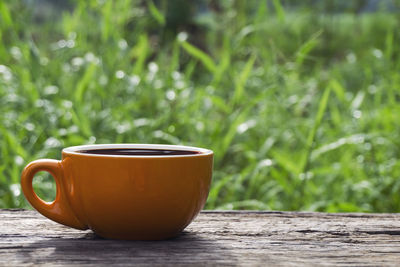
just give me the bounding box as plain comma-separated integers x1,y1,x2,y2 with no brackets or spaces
1,209,400,266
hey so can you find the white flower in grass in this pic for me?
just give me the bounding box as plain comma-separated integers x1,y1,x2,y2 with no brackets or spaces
115,70,125,79
346,52,356,63
62,100,73,109
116,122,131,134
177,32,188,42
10,184,21,197
258,159,273,168
134,118,150,127
44,85,59,95
166,90,176,101
25,123,35,131
57,40,67,48
118,39,128,50
40,57,49,66
128,75,140,86
10,47,22,60
237,119,256,134
68,125,79,133
175,80,185,89
196,122,204,131
372,48,382,59
352,110,362,119
0,65,12,81
14,156,24,166
148,62,159,73
44,137,61,148
84,52,100,64
172,71,181,80
66,39,75,48
71,57,84,67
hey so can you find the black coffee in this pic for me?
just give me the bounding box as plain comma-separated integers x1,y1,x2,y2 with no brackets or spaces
78,148,200,156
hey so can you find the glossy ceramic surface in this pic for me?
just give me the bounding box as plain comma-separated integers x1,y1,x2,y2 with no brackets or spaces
21,144,213,240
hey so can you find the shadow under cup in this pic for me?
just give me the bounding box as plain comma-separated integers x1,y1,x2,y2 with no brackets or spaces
20,144,213,240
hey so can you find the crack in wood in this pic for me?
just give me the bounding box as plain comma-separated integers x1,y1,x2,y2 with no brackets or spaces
0,246,25,250
296,230,351,236
356,230,400,236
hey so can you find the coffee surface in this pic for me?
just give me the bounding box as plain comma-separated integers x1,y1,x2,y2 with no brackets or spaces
78,148,200,156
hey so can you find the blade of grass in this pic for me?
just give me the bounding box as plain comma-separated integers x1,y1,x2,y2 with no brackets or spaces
218,89,271,162
272,0,285,23
101,0,113,41
212,35,231,86
184,59,197,81
169,40,180,74
217,108,251,162
130,34,149,75
148,0,165,26
301,86,331,173
0,1,12,28
179,40,217,73
209,95,231,114
296,30,323,67
254,0,268,24
351,90,365,111
206,174,235,208
70,107,92,138
385,29,393,61
311,133,370,160
270,149,301,175
232,54,256,106
329,79,346,102
74,63,97,104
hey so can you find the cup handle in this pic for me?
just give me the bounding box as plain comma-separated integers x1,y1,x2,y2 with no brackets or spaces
21,159,87,230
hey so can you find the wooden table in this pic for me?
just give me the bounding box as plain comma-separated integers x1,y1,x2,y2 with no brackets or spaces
1,209,400,266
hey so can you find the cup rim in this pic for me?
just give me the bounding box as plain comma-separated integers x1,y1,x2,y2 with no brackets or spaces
62,144,213,158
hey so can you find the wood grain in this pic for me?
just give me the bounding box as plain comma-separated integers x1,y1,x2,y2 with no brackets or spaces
1,209,400,266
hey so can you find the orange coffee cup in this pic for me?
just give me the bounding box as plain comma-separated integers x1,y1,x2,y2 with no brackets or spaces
21,144,213,240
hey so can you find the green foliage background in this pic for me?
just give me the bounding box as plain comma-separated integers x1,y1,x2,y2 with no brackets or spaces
1,0,400,212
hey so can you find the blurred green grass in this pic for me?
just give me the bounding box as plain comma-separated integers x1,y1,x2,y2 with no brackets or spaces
1,0,400,212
